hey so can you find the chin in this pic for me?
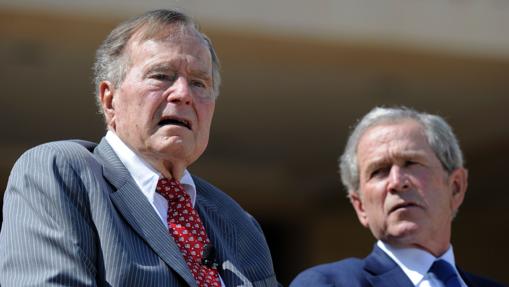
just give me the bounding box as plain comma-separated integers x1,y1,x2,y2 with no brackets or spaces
386,222,420,241
158,145,190,157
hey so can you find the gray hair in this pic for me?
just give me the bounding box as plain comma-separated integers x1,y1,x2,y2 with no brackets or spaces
93,9,221,115
339,106,464,194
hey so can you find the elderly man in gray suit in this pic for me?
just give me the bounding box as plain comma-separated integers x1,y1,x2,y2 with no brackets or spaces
0,9,279,287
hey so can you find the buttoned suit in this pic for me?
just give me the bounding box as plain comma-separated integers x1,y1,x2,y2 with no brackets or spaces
290,245,505,287
0,139,279,286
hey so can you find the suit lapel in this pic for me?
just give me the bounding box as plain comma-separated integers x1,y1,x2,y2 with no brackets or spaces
94,138,197,287
193,178,245,286
458,269,478,287
364,245,414,287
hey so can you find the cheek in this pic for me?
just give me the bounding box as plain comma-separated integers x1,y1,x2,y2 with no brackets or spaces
410,167,436,185
363,182,386,204
198,104,215,128
366,195,384,216
412,173,443,197
360,187,384,215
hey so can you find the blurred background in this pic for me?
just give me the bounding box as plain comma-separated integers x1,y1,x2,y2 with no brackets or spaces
0,0,508,285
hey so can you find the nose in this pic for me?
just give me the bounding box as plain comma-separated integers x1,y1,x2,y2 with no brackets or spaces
387,165,410,193
167,76,192,105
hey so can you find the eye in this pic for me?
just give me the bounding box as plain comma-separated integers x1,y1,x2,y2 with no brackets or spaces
404,160,417,167
370,166,390,179
190,79,206,88
150,73,177,82
151,74,166,80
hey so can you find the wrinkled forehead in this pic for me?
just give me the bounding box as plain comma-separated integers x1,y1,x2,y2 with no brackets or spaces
131,23,208,50
362,118,425,142
122,23,212,72
357,120,429,155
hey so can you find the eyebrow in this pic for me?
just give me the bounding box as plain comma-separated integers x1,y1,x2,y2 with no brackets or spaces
189,68,212,82
145,62,177,74
145,61,212,81
363,151,428,174
364,158,390,176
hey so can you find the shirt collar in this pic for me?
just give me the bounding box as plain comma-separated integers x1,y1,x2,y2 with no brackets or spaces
377,240,457,286
105,131,197,206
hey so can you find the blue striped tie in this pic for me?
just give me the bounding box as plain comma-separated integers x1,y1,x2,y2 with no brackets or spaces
429,259,462,287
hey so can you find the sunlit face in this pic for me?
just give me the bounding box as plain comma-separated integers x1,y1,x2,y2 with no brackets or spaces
350,120,467,255
100,26,215,176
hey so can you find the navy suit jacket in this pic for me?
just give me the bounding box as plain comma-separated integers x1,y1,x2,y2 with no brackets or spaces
290,245,505,287
0,139,279,286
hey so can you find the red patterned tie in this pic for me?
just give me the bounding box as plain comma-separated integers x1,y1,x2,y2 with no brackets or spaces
156,178,221,287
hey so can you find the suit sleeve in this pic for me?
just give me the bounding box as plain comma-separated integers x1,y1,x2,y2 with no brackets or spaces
0,143,99,286
290,269,333,287
289,259,367,287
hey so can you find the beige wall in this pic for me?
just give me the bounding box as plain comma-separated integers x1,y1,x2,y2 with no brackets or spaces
2,0,509,58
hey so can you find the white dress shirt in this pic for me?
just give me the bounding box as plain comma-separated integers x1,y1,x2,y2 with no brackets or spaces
105,131,197,226
377,241,467,287
106,131,226,286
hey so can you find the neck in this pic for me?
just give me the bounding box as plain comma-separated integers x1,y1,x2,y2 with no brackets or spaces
387,240,450,257
152,160,186,180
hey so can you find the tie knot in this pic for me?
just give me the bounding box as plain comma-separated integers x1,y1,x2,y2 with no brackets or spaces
429,259,461,287
156,178,186,202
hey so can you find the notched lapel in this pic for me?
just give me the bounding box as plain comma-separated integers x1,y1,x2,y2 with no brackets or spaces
193,178,276,287
195,194,237,283
95,139,198,287
364,246,414,287
193,181,250,286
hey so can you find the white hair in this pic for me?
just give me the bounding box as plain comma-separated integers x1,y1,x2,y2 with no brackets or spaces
339,106,464,193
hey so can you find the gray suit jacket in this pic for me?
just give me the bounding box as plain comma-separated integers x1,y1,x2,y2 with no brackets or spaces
0,139,279,286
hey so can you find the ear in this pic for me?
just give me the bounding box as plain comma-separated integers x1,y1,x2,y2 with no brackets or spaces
99,81,116,129
349,191,370,228
449,167,468,212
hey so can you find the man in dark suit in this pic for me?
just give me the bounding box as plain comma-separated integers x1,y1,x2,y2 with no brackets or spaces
0,9,279,286
291,107,505,287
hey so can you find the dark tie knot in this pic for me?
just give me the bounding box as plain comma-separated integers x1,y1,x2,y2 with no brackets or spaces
429,259,462,287
156,178,186,202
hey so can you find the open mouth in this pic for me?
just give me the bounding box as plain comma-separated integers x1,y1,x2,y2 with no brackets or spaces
158,117,192,130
